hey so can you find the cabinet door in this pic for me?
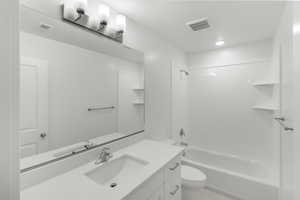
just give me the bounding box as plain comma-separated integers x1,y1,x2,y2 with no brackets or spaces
148,187,164,200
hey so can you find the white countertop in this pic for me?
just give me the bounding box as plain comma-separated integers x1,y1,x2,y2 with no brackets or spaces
21,140,183,200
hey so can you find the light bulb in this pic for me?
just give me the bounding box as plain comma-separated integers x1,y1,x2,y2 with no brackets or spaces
115,15,126,33
74,0,87,14
98,4,110,25
88,16,100,30
64,3,79,20
106,22,117,36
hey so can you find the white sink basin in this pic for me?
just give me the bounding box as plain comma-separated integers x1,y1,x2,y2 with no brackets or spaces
85,155,148,188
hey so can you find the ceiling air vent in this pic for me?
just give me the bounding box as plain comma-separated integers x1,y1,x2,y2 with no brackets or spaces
40,23,53,30
186,18,210,31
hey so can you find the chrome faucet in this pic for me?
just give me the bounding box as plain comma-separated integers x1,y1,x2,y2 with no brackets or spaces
84,140,95,150
95,147,113,165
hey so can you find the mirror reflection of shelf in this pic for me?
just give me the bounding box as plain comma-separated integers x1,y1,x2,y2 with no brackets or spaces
133,101,144,105
133,87,144,106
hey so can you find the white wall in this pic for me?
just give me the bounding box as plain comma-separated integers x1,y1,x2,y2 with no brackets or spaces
0,0,19,200
171,63,189,142
188,41,272,69
125,18,187,140
187,40,279,179
20,32,144,150
293,2,300,200
20,0,187,141
118,68,145,134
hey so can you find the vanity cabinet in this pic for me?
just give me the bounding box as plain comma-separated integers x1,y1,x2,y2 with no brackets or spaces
124,155,182,200
147,187,164,200
164,155,182,200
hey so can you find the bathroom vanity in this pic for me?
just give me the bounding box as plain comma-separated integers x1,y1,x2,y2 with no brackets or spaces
21,140,183,200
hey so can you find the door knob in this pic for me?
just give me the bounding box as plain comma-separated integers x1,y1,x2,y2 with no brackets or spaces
40,132,47,139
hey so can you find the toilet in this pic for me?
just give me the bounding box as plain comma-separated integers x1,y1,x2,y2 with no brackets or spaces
181,164,207,200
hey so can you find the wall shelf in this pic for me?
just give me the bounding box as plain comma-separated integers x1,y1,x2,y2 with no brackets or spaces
252,81,278,86
252,104,279,111
133,101,144,105
132,88,144,91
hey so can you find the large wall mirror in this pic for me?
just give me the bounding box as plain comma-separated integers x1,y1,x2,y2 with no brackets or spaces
19,3,145,172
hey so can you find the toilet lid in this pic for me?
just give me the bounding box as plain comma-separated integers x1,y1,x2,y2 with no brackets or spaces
181,165,207,181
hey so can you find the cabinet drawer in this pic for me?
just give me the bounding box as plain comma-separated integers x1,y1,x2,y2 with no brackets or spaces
165,155,181,183
165,183,181,200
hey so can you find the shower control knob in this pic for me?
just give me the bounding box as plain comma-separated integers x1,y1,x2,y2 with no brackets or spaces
284,127,294,132
40,132,47,139
274,117,285,121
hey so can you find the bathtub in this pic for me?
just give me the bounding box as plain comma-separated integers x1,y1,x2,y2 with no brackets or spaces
182,146,279,200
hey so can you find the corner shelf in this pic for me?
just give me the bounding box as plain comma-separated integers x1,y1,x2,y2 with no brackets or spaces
252,104,279,111
252,81,278,86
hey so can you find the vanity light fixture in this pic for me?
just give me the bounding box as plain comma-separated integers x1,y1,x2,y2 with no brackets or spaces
98,4,110,27
88,15,101,30
62,1,125,43
64,3,80,21
115,14,126,33
73,0,87,14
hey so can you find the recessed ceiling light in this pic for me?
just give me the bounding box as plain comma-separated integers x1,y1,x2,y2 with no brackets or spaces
294,24,300,34
209,72,217,77
216,40,225,46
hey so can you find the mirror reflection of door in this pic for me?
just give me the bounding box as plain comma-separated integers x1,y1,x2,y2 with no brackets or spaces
19,57,48,158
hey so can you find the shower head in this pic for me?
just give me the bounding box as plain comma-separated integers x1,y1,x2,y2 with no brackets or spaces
180,69,190,76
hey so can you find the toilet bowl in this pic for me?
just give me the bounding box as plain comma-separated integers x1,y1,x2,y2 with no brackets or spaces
181,164,207,200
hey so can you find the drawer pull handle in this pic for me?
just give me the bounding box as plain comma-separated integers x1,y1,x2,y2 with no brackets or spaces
170,185,180,196
169,162,180,171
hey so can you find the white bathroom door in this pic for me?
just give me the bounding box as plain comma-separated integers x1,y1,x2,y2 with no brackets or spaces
19,57,48,158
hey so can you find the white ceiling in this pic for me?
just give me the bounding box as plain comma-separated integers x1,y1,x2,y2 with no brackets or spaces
100,0,285,52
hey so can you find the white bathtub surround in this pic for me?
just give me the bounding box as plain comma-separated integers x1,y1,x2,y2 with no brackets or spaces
187,40,279,186
21,140,183,200
183,146,278,200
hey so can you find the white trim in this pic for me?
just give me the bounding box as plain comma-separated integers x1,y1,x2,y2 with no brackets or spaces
189,58,270,71
0,0,19,200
